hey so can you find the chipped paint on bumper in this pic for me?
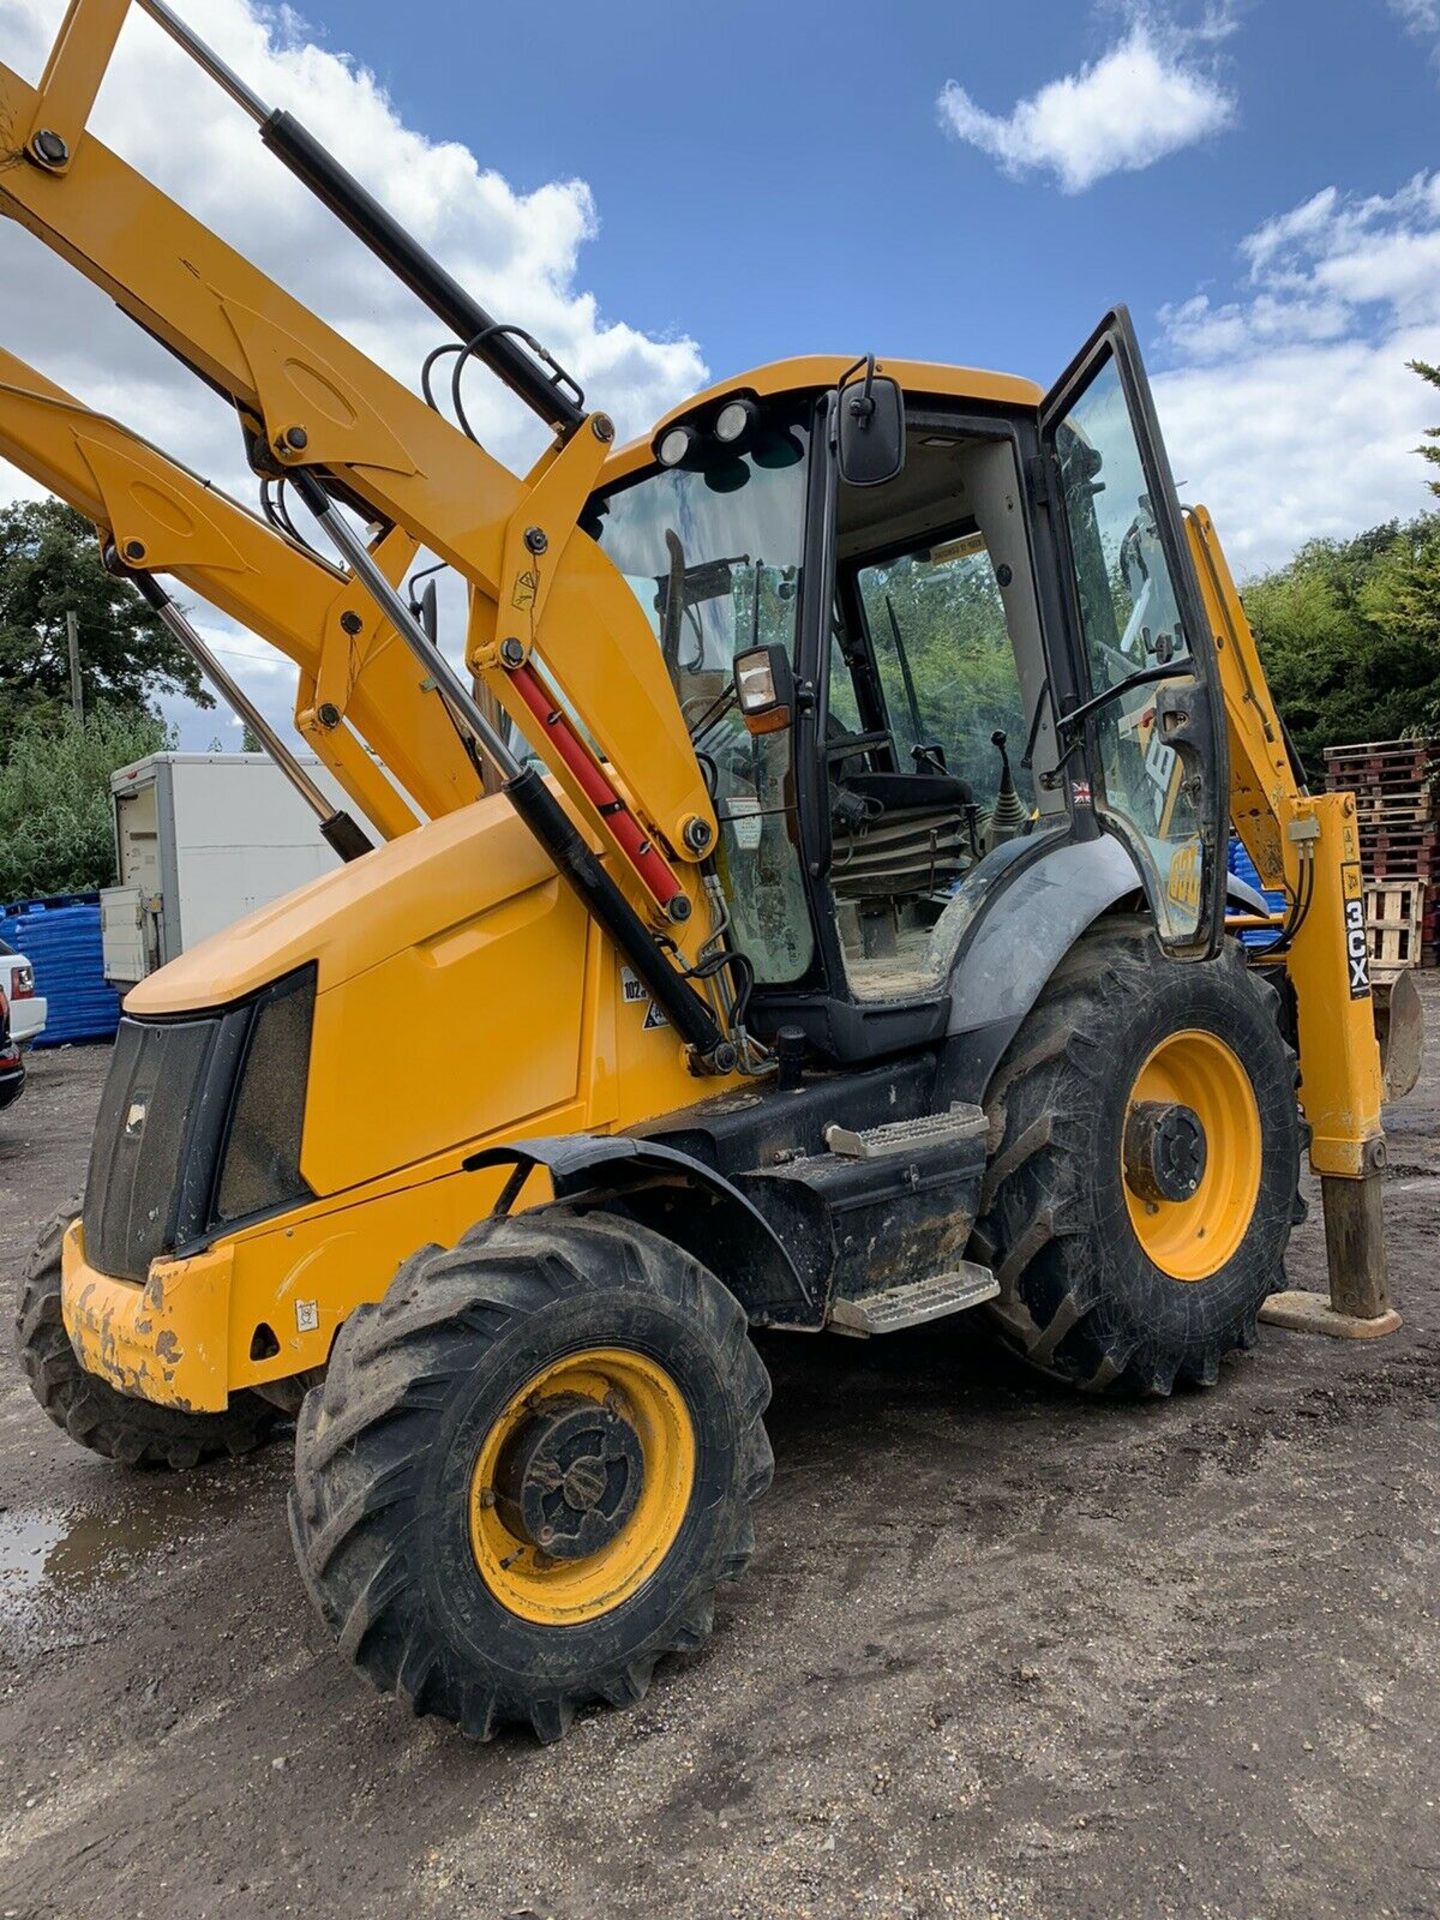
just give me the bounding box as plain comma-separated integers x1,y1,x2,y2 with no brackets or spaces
61,1220,234,1413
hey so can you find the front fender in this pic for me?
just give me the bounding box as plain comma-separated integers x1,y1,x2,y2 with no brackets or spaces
465,1134,817,1327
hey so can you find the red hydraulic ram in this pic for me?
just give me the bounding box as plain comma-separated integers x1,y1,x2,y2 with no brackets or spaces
506,658,690,919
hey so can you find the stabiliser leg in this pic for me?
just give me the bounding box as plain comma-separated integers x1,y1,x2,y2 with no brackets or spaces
1261,1168,1402,1341
1257,794,1403,1341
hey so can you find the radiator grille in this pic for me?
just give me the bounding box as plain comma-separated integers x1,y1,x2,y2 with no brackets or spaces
83,1015,219,1282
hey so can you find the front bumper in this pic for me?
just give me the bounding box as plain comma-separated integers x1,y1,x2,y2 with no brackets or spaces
9,996,46,1045
59,1146,526,1413
61,1220,235,1412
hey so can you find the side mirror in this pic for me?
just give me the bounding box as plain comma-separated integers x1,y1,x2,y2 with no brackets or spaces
733,643,795,735
837,359,905,488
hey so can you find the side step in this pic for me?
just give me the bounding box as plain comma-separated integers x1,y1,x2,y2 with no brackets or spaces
823,1103,986,1161
829,1261,999,1337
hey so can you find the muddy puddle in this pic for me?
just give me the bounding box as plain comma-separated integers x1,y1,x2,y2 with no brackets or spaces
0,1473,252,1657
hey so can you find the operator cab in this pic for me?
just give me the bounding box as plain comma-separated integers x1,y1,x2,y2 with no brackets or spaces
825,422,1064,1000
585,317,1225,1066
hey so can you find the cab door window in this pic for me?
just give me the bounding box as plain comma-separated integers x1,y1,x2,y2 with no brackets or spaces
1041,311,1226,955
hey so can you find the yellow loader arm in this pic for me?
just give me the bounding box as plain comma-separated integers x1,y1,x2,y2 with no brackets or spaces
0,346,471,838
0,0,738,1066
0,4,711,866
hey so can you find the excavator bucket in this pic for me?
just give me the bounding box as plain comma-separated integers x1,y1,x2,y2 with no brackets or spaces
1375,969,1425,1104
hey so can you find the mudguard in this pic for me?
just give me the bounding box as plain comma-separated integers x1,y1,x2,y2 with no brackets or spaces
937,830,1146,1101
465,1134,816,1326
935,834,1273,1102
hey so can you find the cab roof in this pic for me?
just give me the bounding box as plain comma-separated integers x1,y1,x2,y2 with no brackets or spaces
603,355,1045,482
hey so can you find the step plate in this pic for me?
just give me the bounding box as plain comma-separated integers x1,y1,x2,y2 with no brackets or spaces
824,1104,986,1162
830,1261,999,1337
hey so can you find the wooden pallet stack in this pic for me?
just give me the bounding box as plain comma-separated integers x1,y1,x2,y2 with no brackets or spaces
1323,739,1440,971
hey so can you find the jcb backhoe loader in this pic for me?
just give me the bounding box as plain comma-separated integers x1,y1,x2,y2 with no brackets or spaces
3,0,1415,1743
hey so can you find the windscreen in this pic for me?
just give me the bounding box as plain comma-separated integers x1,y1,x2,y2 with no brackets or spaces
585,406,816,985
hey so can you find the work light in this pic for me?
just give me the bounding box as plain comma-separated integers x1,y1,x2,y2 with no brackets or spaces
714,398,757,445
656,424,695,467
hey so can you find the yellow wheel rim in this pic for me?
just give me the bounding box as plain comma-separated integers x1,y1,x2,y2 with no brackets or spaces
468,1348,695,1626
1123,1029,1262,1282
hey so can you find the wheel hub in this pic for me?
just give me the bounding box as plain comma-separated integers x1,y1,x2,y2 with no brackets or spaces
492,1392,644,1561
1124,1099,1208,1204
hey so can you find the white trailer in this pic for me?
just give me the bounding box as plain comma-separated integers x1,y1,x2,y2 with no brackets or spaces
102,753,371,987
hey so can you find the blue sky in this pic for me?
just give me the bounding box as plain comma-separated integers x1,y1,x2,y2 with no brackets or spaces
2,0,1439,749
321,0,1438,397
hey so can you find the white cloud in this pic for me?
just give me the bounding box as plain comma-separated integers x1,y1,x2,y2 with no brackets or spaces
1387,0,1440,82
1389,0,1440,47
1152,173,1440,572
0,0,708,746
937,11,1236,193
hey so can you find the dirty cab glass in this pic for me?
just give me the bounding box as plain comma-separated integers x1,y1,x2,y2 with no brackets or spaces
585,414,814,983
853,534,1033,818
1053,358,1204,943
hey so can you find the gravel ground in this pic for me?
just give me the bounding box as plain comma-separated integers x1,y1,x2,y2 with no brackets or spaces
1,996,1439,1920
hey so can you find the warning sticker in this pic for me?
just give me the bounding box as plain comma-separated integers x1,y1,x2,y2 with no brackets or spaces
929,531,986,566
1341,860,1370,999
725,796,763,851
621,968,670,1031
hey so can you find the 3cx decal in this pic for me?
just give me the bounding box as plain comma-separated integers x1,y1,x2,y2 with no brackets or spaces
1341,862,1370,999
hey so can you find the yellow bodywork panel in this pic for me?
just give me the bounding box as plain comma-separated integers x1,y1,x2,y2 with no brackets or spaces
62,788,739,1410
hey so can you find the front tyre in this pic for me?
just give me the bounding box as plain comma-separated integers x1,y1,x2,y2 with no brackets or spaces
288,1208,773,1743
974,928,1300,1395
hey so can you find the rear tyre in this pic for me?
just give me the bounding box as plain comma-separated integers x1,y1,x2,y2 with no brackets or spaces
288,1207,773,1743
973,927,1299,1395
14,1209,279,1468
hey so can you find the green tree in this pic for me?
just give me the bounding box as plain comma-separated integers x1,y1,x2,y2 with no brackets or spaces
1360,513,1440,656
1411,358,1440,499
1243,514,1440,766
0,497,211,736
0,706,172,904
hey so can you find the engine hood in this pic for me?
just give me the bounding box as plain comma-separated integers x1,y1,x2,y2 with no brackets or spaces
125,791,556,1016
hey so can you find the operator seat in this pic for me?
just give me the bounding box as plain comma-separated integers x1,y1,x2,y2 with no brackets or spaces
827,728,976,905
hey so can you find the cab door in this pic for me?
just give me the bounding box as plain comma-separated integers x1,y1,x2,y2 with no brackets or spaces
1039,307,1227,958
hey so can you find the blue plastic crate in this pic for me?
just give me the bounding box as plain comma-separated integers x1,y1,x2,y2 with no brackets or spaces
0,895,120,1046
1226,838,1287,950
